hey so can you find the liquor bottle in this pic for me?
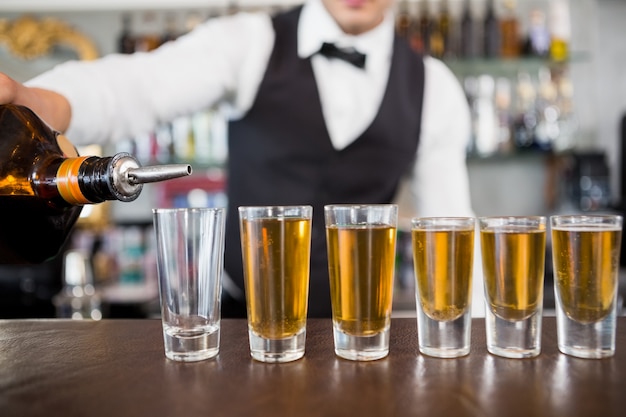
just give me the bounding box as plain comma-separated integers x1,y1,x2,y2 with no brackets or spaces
499,0,520,58
52,250,102,320
117,14,135,54
0,104,192,264
549,0,570,62
436,0,452,58
460,0,476,59
161,13,180,45
418,0,433,55
483,0,500,58
524,8,550,57
395,0,412,40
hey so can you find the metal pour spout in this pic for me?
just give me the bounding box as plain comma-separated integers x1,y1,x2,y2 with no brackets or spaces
127,164,193,185
109,153,192,202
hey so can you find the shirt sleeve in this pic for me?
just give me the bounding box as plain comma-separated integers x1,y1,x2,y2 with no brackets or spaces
25,12,274,145
411,56,474,218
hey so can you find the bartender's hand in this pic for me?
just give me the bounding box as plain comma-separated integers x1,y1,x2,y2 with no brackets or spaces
0,72,18,104
0,72,71,133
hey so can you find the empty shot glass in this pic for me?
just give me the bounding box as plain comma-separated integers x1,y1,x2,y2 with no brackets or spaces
479,216,546,358
551,214,623,359
412,217,475,358
239,205,312,363
152,207,226,362
325,204,398,361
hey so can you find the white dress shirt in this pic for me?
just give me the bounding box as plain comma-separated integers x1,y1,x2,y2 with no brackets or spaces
26,0,484,316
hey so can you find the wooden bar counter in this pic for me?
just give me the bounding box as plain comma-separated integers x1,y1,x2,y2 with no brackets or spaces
0,317,624,417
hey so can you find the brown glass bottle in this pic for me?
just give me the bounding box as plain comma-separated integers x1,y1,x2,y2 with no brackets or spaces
500,0,520,58
0,104,191,264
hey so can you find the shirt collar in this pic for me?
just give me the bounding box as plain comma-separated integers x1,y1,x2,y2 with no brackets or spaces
298,0,395,62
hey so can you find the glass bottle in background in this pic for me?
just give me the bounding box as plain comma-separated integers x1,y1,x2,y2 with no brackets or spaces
464,76,479,154
495,77,513,154
436,0,452,58
460,0,476,59
525,8,550,57
117,13,135,54
134,11,162,52
553,68,577,151
473,75,498,157
407,2,422,53
512,72,539,150
483,0,500,58
161,12,180,45
395,0,412,40
418,0,433,55
534,66,559,151
549,0,571,62
53,250,102,320
499,0,520,58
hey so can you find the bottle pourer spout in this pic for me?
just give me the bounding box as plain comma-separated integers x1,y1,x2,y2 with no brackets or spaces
109,153,192,202
127,164,193,185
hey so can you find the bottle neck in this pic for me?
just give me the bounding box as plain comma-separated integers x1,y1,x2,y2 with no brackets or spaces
56,156,115,205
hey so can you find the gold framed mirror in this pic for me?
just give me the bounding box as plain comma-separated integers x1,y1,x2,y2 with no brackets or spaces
0,14,98,61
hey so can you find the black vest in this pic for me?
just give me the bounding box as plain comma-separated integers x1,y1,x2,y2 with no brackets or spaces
225,7,425,317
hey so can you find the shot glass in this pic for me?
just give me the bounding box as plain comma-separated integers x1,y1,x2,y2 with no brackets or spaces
152,207,226,362
325,204,398,361
412,217,475,358
479,216,546,358
551,214,623,359
239,205,312,363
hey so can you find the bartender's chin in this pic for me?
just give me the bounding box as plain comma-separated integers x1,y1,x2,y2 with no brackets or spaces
323,0,387,35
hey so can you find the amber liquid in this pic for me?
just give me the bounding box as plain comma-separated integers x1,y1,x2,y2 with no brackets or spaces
481,227,545,321
500,17,520,57
0,195,80,264
412,228,474,321
326,225,396,336
241,217,311,339
0,105,82,264
552,226,621,323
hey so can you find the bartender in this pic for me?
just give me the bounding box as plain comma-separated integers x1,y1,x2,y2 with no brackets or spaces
0,0,481,318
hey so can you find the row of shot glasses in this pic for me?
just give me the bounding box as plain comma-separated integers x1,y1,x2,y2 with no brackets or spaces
151,205,622,363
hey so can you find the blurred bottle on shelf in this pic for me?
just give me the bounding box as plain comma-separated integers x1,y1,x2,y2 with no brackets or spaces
396,0,412,40
118,13,136,54
494,77,514,154
435,0,452,58
472,75,498,156
463,76,479,154
499,0,520,58
417,0,433,55
460,0,476,58
118,227,145,285
549,0,571,62
524,8,551,57
161,13,180,44
534,66,559,151
134,12,162,52
512,72,539,150
52,250,102,320
483,0,500,58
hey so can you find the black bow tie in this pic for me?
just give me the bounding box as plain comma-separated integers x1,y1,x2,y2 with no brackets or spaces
318,42,366,69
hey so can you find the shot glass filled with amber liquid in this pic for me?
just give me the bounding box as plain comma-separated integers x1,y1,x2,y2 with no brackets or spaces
480,216,546,359
412,217,475,358
551,215,622,359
